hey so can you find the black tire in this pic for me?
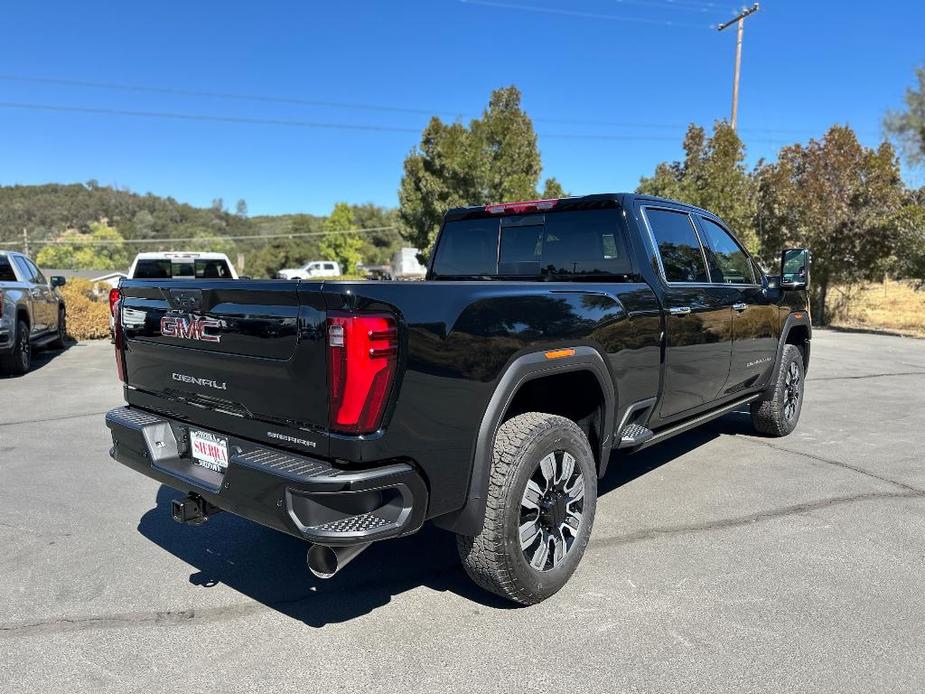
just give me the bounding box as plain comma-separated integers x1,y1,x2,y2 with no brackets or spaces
1,319,32,376
50,307,67,349
750,344,805,436
456,412,597,605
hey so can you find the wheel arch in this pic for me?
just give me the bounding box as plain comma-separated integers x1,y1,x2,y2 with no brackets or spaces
433,346,615,536
16,305,31,330
766,312,812,395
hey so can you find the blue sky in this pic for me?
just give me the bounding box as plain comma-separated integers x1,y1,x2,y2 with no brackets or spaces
0,0,922,216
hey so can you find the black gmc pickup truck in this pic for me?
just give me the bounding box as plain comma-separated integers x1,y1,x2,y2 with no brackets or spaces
106,193,811,604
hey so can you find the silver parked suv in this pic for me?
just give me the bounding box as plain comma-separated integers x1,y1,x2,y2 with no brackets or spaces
0,251,67,375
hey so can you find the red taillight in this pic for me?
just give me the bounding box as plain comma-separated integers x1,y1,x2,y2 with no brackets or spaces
485,198,558,215
327,312,398,435
112,297,126,383
109,288,121,316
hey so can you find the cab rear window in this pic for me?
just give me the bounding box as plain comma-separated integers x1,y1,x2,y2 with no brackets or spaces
0,256,17,282
431,209,634,280
134,259,233,279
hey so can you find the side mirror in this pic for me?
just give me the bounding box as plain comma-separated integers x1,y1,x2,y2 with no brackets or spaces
780,249,810,290
50,276,66,288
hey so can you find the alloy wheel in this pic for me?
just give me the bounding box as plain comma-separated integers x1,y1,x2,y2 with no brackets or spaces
519,450,585,571
784,360,802,420
19,329,30,370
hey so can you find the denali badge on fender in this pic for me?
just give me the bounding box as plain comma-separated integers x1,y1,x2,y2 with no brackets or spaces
161,315,222,343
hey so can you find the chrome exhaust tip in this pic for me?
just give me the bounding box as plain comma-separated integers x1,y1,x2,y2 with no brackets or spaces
306,542,371,579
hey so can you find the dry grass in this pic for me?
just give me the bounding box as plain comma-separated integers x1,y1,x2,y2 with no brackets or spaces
829,280,925,337
59,278,111,341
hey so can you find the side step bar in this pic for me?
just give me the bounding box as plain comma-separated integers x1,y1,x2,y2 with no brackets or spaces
633,393,760,452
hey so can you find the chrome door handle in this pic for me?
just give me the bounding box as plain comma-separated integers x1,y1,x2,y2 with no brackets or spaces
669,306,692,316
732,302,748,312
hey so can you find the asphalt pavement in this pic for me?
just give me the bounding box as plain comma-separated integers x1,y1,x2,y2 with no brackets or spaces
1,330,923,693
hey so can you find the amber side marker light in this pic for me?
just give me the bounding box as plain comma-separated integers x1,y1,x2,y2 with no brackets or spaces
793,311,806,320
544,348,575,360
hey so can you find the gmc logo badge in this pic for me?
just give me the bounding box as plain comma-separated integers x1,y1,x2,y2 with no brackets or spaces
161,315,222,343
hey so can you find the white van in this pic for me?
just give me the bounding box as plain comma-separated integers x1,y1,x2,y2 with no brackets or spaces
276,260,341,280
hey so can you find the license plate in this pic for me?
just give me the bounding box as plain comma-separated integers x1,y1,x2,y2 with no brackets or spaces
189,430,229,474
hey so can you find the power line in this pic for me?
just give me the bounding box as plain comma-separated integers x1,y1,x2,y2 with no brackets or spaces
458,0,708,27
25,226,403,247
0,74,464,120
0,100,799,144
613,0,713,14
0,73,867,137
0,101,422,134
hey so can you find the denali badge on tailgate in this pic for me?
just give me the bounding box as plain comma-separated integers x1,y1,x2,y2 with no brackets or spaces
161,315,222,343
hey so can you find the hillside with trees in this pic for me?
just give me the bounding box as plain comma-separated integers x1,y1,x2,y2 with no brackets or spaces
0,182,402,276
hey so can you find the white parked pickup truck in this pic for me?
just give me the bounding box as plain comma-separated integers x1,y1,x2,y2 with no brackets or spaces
276,260,341,280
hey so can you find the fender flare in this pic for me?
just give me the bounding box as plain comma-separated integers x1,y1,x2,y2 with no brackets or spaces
433,346,615,536
766,312,812,393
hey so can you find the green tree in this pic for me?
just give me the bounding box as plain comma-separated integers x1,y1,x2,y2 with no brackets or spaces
235,199,248,217
540,177,567,200
638,121,758,252
891,187,925,281
319,202,363,275
884,66,925,166
351,203,400,265
398,86,561,254
754,126,906,323
36,221,131,270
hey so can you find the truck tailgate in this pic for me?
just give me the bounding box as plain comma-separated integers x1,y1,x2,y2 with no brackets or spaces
119,280,328,447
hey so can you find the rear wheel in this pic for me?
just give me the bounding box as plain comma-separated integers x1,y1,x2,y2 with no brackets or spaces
456,412,597,605
1,319,31,376
750,344,804,436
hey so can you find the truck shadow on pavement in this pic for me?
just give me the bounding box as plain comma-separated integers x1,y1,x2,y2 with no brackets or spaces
0,342,72,378
136,415,744,626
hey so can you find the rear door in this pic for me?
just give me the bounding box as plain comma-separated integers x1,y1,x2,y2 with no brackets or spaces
119,280,329,446
695,216,778,393
641,206,733,420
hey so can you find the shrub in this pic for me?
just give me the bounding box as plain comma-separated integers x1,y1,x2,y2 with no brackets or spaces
59,278,111,341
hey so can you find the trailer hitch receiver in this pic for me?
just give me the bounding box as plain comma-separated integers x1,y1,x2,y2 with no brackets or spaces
171,494,222,526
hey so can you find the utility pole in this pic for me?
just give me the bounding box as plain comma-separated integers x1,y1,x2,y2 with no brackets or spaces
717,3,760,131
22,228,29,257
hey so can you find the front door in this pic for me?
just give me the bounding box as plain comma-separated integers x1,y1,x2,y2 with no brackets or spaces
695,216,778,393
642,207,733,420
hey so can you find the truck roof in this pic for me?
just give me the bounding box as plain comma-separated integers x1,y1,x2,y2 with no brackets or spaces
132,251,232,260
443,193,712,222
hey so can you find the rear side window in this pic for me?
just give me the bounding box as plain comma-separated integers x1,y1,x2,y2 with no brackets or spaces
432,218,500,277
697,217,756,285
134,259,171,278
542,210,631,277
433,208,633,280
196,260,232,278
645,208,709,283
0,256,17,281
